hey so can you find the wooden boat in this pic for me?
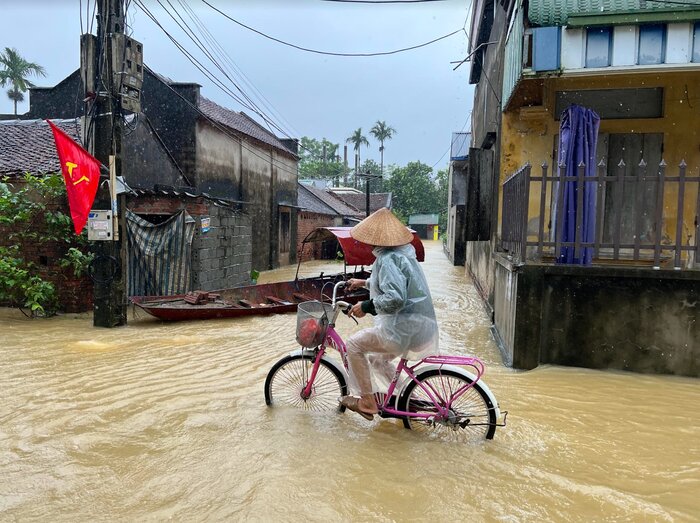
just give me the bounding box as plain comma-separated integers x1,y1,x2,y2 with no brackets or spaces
131,226,423,321
131,270,370,321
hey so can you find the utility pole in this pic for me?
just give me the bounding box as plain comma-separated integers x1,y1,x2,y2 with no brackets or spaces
343,145,348,186
82,0,141,327
356,170,382,217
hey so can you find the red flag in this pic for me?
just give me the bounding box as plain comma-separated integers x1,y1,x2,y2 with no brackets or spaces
47,120,102,235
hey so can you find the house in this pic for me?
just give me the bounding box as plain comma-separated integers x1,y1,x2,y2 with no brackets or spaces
462,0,700,377
446,132,470,265
22,65,299,272
0,117,253,310
297,182,360,261
328,187,393,218
408,213,440,240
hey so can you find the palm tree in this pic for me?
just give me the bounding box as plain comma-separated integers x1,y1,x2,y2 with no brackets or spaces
346,128,369,186
0,48,46,116
370,120,396,176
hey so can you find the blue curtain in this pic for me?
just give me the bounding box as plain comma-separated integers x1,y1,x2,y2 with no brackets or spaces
557,105,600,265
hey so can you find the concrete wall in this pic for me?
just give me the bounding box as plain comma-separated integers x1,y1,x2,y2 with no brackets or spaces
191,208,252,291
195,121,242,198
493,256,700,377
128,195,252,292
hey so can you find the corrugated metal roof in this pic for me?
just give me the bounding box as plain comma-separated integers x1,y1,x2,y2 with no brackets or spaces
408,213,440,225
528,0,700,26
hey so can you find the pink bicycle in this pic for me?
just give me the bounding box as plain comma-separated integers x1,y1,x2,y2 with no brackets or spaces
265,281,505,440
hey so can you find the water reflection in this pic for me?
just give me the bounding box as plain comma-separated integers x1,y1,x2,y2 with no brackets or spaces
1,241,698,521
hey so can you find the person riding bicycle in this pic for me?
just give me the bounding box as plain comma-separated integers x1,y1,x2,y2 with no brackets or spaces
340,207,439,420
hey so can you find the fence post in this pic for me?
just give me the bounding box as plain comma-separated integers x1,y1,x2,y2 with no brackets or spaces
674,160,687,269
614,159,626,260
555,162,566,261
520,164,532,262
538,162,547,259
653,160,666,269
595,159,606,259
574,161,585,262
634,159,647,261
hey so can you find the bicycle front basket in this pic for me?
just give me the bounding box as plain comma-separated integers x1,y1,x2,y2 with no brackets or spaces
296,300,332,348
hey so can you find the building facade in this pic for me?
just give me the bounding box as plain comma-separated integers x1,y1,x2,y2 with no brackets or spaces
463,0,700,376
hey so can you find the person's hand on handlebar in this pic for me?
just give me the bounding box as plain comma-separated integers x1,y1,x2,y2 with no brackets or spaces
349,302,366,318
347,278,367,292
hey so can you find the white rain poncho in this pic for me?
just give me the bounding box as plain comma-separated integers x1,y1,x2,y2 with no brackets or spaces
345,244,439,395
367,244,439,359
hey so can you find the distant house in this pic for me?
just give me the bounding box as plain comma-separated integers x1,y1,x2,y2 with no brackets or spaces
328,187,392,218
297,182,360,261
408,213,440,240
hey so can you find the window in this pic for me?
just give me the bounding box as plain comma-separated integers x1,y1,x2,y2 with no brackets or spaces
586,27,612,68
638,24,666,65
693,22,700,63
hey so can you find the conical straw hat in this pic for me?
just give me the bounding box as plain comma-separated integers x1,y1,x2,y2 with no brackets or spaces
350,207,413,247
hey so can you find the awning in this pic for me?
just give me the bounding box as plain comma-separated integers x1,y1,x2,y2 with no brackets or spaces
302,226,425,266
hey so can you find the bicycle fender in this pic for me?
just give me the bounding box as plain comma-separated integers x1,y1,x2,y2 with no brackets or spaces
397,364,501,421
288,349,348,381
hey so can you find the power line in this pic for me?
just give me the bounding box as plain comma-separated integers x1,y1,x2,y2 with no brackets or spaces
179,0,301,139
431,110,472,169
201,0,463,57
133,0,332,166
144,65,302,180
322,0,447,3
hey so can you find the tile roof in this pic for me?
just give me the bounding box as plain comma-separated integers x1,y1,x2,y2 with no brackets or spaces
298,183,361,216
332,191,392,216
0,118,82,176
307,184,362,216
298,183,336,215
198,97,297,158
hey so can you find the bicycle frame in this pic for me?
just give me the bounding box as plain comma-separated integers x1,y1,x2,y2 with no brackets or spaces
300,283,487,421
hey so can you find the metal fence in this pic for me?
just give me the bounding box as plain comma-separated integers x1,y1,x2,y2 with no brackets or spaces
500,160,700,269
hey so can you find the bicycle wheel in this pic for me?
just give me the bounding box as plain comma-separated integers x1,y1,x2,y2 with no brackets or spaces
264,353,347,411
398,368,497,440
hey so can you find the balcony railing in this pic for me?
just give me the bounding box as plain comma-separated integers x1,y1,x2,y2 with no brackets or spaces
500,160,700,269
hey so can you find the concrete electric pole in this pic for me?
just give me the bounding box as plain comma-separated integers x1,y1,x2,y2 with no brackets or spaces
82,0,143,327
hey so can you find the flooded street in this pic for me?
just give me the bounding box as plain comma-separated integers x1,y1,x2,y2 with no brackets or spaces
1,241,699,521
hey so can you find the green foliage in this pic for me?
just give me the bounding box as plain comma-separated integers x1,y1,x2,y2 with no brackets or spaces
0,173,90,316
58,248,94,277
384,161,443,222
0,47,46,115
298,136,346,181
0,246,56,315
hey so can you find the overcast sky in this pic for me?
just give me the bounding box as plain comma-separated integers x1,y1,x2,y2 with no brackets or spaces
1,0,474,171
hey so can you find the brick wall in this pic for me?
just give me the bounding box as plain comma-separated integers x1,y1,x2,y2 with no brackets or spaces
0,190,93,313
297,212,335,262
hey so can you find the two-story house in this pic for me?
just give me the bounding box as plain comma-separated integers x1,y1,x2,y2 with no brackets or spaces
463,0,700,377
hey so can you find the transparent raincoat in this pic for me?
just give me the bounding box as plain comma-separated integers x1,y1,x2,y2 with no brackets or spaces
347,244,439,393
368,244,438,357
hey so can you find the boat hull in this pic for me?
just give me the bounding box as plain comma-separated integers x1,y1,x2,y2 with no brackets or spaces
131,272,370,321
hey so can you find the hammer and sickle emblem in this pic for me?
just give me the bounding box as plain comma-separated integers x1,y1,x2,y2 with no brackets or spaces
65,161,89,185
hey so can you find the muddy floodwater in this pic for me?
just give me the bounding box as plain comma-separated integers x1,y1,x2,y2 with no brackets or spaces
1,241,699,521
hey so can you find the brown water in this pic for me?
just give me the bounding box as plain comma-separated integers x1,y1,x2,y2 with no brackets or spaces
1,241,699,521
